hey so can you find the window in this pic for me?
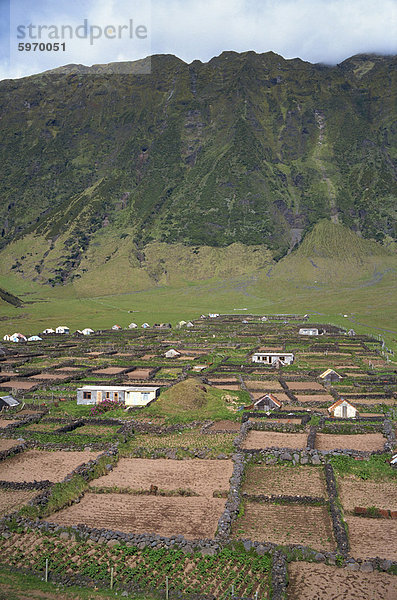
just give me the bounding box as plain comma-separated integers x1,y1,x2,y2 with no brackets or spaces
83,391,91,400
114,392,119,402
142,392,149,402
105,392,111,400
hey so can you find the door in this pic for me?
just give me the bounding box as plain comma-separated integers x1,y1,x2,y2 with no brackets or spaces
96,391,102,404
341,404,347,418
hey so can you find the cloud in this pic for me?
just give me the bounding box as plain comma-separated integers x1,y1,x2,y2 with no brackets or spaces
0,0,395,80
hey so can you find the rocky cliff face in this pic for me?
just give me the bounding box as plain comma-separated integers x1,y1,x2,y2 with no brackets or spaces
0,51,395,284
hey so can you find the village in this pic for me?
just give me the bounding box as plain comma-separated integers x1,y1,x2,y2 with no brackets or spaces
0,313,396,599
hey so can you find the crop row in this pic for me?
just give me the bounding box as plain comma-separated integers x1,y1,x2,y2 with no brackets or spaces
2,532,271,599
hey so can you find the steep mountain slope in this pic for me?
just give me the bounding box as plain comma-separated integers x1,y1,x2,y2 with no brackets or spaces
0,51,395,286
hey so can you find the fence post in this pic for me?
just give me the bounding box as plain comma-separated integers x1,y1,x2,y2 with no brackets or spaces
45,558,49,582
110,566,114,589
166,575,169,600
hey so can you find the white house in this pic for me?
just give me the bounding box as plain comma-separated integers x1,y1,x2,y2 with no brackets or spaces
43,328,55,334
165,348,181,359
208,313,219,318
186,321,194,328
141,323,150,329
82,328,94,336
10,333,27,343
77,385,160,407
28,335,42,342
2,335,10,341
299,327,319,336
112,324,122,330
56,326,69,334
252,352,294,366
128,322,138,329
328,398,358,419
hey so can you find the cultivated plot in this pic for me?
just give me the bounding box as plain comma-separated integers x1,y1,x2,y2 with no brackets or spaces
338,476,397,512
345,516,397,560
0,489,38,518
241,431,307,450
90,458,233,497
315,433,385,452
232,503,335,551
242,465,327,497
0,450,99,483
49,493,226,539
287,562,397,600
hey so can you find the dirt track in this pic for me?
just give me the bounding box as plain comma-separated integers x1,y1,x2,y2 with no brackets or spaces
50,493,226,539
287,562,397,599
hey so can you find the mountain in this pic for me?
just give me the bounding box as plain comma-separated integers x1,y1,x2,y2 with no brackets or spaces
0,51,396,286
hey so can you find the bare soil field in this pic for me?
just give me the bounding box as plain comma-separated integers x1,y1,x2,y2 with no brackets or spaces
0,419,19,427
207,420,241,431
249,418,303,425
244,380,283,390
0,380,37,390
73,424,119,435
54,366,84,372
315,433,385,452
0,489,38,517
232,503,334,550
353,398,397,406
287,562,397,600
338,476,397,512
211,384,241,390
49,493,226,539
258,346,283,352
125,369,152,379
92,367,127,375
242,465,327,497
346,516,397,560
90,458,233,497
251,392,290,402
241,431,307,450
23,422,62,432
0,438,20,451
285,381,324,391
0,450,99,482
295,394,334,403
29,373,69,381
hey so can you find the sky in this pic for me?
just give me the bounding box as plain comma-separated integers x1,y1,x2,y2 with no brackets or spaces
0,0,396,80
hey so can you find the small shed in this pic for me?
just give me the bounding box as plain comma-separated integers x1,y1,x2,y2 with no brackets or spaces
299,327,319,336
28,335,42,342
208,313,219,318
10,333,27,343
328,398,358,419
128,322,138,329
165,348,181,359
254,393,282,411
3,335,10,341
348,329,356,336
186,321,194,328
141,322,150,329
112,325,122,330
56,326,69,334
0,395,19,409
43,328,55,334
319,369,342,383
82,328,94,335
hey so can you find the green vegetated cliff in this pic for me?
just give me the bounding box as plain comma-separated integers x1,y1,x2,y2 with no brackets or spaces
0,51,395,287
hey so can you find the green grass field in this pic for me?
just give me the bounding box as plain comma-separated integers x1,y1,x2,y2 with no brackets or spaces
1,222,396,357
